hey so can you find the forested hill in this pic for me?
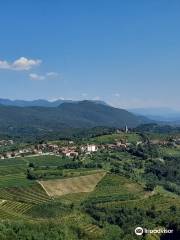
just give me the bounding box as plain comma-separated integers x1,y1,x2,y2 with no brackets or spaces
0,101,145,139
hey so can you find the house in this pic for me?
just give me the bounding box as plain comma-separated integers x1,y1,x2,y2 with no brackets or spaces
62,150,79,157
33,149,43,154
5,152,12,158
0,139,14,146
87,144,98,153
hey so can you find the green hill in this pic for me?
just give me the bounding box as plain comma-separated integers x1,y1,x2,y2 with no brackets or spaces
0,101,144,139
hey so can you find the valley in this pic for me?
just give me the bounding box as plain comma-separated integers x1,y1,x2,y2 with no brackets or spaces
0,129,179,239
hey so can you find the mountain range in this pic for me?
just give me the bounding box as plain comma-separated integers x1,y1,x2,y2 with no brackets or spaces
129,107,180,123
0,100,146,139
0,98,107,107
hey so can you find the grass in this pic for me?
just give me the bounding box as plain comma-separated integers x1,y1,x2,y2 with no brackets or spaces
33,168,102,180
27,200,72,218
58,192,90,205
62,168,103,177
23,155,73,167
160,146,180,157
0,173,33,188
39,171,106,197
88,133,141,144
0,158,27,166
0,164,27,175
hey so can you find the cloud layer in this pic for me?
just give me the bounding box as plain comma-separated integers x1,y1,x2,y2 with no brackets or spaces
29,73,45,81
0,57,41,71
29,72,59,81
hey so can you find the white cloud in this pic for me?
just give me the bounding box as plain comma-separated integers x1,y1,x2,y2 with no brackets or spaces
29,71,59,81
46,72,58,77
0,57,41,71
0,60,10,69
29,73,45,81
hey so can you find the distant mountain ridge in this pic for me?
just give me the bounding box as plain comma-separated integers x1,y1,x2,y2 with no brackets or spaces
129,107,180,122
0,98,107,107
0,100,146,139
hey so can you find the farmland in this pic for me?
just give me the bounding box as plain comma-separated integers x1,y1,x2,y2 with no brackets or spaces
39,171,106,197
0,131,179,239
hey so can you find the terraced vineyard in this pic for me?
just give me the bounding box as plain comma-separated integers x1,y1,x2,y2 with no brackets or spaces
0,132,179,239
0,200,32,214
85,174,145,205
81,223,103,238
0,182,51,220
0,183,50,204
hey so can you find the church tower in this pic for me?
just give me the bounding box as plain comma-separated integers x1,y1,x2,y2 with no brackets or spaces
125,125,128,133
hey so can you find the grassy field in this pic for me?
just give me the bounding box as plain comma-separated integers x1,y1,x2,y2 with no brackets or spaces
87,133,142,144
0,173,33,188
160,146,180,157
39,171,106,197
0,158,27,166
0,164,27,175
23,155,73,167
33,168,103,180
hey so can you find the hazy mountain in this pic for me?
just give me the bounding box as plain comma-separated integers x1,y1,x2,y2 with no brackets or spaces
0,98,107,108
129,107,180,122
0,101,145,139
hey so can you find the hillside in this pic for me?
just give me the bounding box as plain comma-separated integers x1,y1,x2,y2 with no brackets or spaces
0,132,179,239
0,101,144,139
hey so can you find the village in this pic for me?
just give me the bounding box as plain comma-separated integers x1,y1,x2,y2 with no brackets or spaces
1,132,180,160
0,141,123,159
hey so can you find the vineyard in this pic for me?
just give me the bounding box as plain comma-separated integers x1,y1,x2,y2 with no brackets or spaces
0,132,179,239
84,174,145,205
0,173,33,188
0,182,51,220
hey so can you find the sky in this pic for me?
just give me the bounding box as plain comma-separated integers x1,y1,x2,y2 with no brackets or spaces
0,0,180,109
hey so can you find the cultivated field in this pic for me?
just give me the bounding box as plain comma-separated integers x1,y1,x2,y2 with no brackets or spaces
39,171,106,197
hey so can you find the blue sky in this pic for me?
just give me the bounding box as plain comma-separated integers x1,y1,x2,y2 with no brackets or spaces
0,0,180,109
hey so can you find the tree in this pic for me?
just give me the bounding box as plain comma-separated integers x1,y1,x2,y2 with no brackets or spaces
145,182,156,191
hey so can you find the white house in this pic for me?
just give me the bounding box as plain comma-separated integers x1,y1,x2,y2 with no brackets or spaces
87,144,97,153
